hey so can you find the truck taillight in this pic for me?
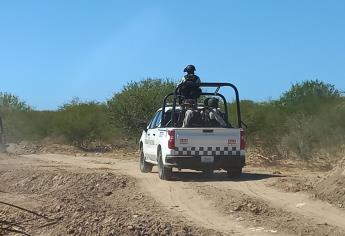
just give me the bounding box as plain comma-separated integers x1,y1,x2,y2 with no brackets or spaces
240,130,246,150
168,130,175,149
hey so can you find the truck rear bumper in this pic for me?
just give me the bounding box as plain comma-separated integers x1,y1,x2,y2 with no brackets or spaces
165,155,245,170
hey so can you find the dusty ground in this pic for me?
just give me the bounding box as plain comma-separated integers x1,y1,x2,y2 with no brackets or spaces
0,147,345,236
0,153,219,236
268,157,345,209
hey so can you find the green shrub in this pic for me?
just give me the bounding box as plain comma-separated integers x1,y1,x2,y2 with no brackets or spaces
0,92,31,111
281,100,345,159
107,78,175,135
230,80,344,160
228,100,286,152
54,99,115,147
2,110,55,142
278,80,341,115
1,79,344,162
0,93,36,142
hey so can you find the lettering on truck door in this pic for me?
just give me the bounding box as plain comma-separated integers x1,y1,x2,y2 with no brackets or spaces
144,112,156,159
146,111,162,160
150,111,162,161
151,111,163,162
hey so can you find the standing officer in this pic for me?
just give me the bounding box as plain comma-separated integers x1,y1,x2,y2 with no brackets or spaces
177,65,202,127
177,65,202,101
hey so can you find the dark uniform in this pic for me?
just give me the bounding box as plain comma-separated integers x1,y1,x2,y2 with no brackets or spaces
177,65,202,101
202,97,227,127
178,65,202,127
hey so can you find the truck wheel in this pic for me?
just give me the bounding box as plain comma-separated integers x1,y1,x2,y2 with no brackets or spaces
157,149,172,180
139,146,153,173
226,168,242,178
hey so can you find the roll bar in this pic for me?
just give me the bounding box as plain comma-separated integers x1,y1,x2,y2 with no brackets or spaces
162,82,242,128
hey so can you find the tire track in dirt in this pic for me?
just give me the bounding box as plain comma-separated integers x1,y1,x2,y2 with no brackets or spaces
23,154,345,235
23,154,277,236
135,169,252,235
206,179,345,229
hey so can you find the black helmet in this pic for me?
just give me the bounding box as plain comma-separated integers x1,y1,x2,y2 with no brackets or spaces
208,97,219,108
184,65,196,74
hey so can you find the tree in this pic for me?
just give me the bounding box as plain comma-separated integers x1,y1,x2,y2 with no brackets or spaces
107,78,176,134
278,80,340,115
0,92,31,111
55,99,113,147
0,93,32,142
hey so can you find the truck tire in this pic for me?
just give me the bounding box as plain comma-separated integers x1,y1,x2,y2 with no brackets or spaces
226,168,242,178
139,146,153,173
157,149,172,180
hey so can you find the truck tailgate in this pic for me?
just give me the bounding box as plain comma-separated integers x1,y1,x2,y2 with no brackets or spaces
173,128,243,156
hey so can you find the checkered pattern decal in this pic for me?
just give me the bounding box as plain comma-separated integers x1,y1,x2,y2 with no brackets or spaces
174,146,244,156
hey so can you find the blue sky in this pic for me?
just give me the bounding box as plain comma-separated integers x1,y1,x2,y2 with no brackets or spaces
1,0,344,110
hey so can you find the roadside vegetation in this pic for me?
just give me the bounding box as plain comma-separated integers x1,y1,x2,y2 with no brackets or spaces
230,80,345,162
1,79,344,162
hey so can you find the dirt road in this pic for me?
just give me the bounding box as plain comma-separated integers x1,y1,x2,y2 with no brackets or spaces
1,153,345,236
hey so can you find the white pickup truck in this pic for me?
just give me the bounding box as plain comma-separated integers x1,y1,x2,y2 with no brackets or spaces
138,82,246,180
